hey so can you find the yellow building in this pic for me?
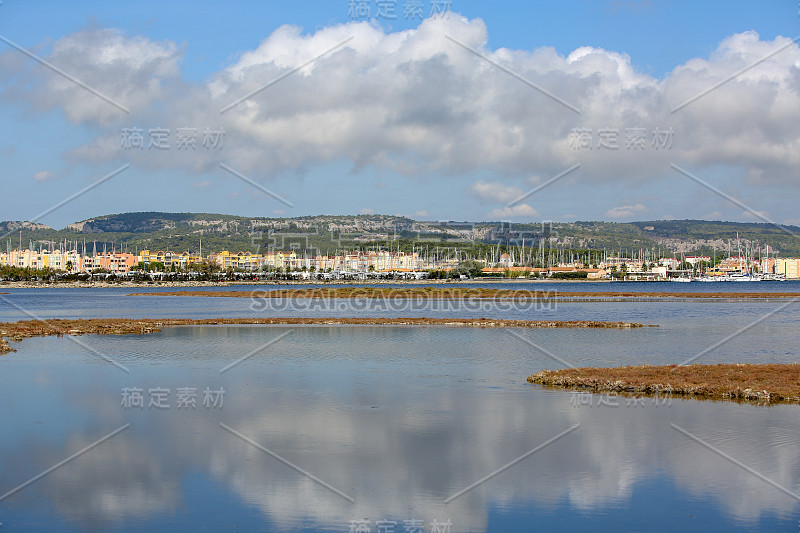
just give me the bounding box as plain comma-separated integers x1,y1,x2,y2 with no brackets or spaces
0,249,83,272
776,258,800,279
136,250,202,269
213,251,265,270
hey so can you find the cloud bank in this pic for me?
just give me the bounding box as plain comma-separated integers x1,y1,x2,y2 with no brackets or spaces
3,16,799,212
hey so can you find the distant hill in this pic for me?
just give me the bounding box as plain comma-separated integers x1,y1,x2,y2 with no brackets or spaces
1,212,798,256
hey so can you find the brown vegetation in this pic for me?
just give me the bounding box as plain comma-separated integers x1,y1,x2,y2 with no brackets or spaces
128,288,800,299
529,363,800,404
0,317,648,354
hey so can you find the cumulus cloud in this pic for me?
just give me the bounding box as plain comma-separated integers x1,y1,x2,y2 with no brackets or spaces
358,207,375,215
605,203,647,218
3,18,800,198
2,28,182,125
471,180,526,204
33,170,56,182
487,203,539,220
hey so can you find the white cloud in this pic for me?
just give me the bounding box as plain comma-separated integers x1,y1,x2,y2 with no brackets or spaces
3,28,181,126
192,180,213,188
359,208,375,215
413,210,429,218
5,19,800,196
605,203,647,219
471,181,526,204
33,170,56,182
487,204,539,220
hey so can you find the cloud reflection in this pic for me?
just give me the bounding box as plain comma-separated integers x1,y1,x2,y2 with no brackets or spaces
1,326,799,531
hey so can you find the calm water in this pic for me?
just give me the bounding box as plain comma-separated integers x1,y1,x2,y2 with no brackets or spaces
0,284,799,532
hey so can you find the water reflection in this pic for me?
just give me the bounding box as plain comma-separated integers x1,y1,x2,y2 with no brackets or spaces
1,326,798,531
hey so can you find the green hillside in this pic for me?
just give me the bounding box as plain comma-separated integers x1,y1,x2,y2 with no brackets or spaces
1,213,798,257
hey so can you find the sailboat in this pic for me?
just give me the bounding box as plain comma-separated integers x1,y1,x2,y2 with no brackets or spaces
728,232,759,281
671,251,693,281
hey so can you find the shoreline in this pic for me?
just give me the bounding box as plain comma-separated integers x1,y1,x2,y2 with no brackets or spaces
127,287,800,300
529,364,800,405
0,278,614,289
0,317,649,354
1,277,798,291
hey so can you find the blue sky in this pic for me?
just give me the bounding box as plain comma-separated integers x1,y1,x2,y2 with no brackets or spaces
0,0,799,228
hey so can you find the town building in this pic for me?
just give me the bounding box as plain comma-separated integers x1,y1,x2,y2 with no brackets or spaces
775,258,800,279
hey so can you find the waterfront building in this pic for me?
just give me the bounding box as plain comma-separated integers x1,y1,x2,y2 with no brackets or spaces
685,256,711,266
775,258,800,278
88,253,137,273
137,250,201,270
0,249,84,272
